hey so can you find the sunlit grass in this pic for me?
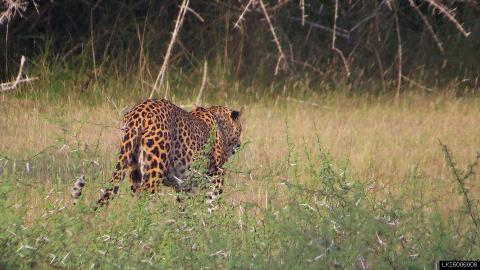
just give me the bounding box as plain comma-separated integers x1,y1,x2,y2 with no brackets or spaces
1,86,480,268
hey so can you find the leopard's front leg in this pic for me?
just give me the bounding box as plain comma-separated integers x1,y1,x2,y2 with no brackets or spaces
205,165,224,213
205,133,228,213
205,176,224,213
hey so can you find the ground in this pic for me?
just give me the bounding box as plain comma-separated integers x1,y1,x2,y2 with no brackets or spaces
1,92,480,269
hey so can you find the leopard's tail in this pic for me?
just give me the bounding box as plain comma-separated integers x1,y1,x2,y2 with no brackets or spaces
127,127,143,192
70,174,85,205
95,127,142,209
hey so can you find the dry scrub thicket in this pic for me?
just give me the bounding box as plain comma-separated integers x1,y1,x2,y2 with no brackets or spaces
1,0,479,93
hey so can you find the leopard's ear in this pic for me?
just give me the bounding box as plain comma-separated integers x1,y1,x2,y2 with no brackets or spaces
231,107,244,121
231,110,241,121
191,104,198,111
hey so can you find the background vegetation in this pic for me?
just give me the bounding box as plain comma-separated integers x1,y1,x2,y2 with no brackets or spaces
1,0,480,93
1,0,480,269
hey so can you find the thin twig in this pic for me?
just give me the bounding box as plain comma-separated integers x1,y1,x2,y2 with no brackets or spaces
4,23,8,74
291,17,350,39
13,55,25,86
439,141,479,228
299,0,305,26
270,0,291,11
0,78,37,92
394,10,402,100
89,8,98,81
424,0,470,37
290,58,324,75
350,0,387,33
195,61,208,105
332,0,350,76
149,0,190,99
407,0,444,53
280,96,321,107
350,12,377,32
0,0,28,25
234,0,255,29
259,0,287,75
1,56,38,92
401,75,432,92
186,6,204,22
368,43,386,92
137,24,145,86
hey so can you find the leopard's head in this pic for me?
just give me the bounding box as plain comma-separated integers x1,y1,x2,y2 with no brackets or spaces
192,104,243,157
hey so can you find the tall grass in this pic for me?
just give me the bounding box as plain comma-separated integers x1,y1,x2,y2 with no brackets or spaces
1,121,479,269
1,77,480,268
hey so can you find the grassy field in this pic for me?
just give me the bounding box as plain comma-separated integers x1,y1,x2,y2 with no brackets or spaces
1,87,480,269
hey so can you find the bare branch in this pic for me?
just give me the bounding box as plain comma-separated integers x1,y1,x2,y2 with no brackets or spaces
332,0,350,76
195,61,208,105
149,0,190,99
299,0,305,26
234,0,255,29
440,141,479,228
394,10,402,100
291,17,350,40
350,13,377,32
401,75,433,92
186,6,204,22
259,0,287,75
1,55,38,92
424,0,470,37
407,0,444,53
368,43,386,92
0,0,28,25
350,0,388,33
90,9,97,81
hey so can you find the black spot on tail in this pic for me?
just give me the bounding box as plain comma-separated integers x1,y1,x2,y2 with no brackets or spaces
127,128,143,175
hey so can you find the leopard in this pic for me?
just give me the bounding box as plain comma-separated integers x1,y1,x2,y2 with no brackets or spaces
96,99,242,211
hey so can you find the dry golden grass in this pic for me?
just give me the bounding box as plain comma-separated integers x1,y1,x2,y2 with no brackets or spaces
2,92,480,269
1,93,479,212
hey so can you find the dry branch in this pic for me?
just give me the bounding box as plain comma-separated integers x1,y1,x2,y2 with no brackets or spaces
299,0,305,26
270,0,291,11
149,0,189,99
186,7,204,22
407,0,444,53
234,0,255,29
368,44,386,92
90,9,97,81
401,75,432,92
291,17,350,40
424,0,470,37
440,141,480,228
394,10,402,100
259,0,287,75
0,0,28,25
332,0,350,77
1,55,38,92
195,61,208,105
350,12,378,33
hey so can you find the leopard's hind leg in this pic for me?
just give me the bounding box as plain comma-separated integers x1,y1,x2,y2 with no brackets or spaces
139,127,171,194
96,129,141,208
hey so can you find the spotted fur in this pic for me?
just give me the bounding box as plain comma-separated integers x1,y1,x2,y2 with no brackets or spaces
96,99,242,211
